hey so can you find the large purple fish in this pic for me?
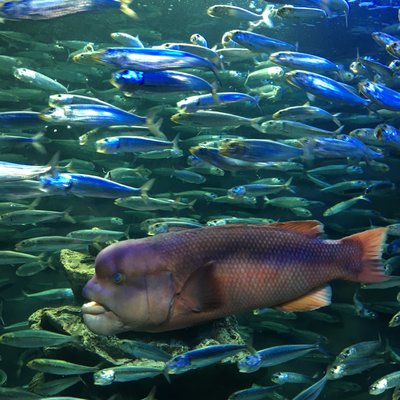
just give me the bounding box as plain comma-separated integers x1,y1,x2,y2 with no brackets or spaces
82,221,388,335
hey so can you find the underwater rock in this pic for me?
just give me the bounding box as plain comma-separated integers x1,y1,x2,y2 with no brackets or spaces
59,249,95,301
28,305,245,366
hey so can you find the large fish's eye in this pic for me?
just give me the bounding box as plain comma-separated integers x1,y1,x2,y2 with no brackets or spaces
112,272,125,284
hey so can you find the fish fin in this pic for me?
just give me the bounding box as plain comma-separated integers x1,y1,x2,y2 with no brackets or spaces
63,207,76,224
178,261,221,312
333,114,342,127
140,178,155,200
276,285,332,312
267,220,324,237
32,132,47,154
146,271,175,325
251,117,266,133
262,6,274,28
146,114,167,140
306,93,317,103
341,227,389,283
334,125,345,135
120,0,139,20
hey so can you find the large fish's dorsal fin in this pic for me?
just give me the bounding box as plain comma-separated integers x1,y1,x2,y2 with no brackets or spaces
178,261,222,313
268,220,324,238
275,285,332,312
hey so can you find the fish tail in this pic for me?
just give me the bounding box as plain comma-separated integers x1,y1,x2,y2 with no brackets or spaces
251,117,265,133
172,134,180,151
47,152,60,177
261,7,274,28
140,178,155,200
63,207,76,224
332,113,342,127
284,176,295,193
211,65,222,86
341,227,389,283
120,0,139,20
146,114,167,139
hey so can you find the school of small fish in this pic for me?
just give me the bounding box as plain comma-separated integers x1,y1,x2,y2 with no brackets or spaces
0,0,400,399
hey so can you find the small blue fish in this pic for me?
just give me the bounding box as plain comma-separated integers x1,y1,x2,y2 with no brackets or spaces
0,111,46,130
270,51,339,73
190,33,208,47
96,136,178,155
0,0,137,20
165,344,247,374
238,343,320,373
111,70,214,94
306,135,383,160
219,138,304,162
111,32,144,48
225,30,296,52
39,104,147,127
286,70,370,107
358,80,400,111
190,146,274,171
39,173,154,198
177,92,258,113
374,123,400,150
75,47,220,81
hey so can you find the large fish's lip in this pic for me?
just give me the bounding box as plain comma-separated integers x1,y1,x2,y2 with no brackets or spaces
82,301,129,335
81,301,109,315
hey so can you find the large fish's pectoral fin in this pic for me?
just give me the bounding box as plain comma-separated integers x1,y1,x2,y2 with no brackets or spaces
268,220,324,238
145,271,175,325
177,261,222,313
276,285,332,312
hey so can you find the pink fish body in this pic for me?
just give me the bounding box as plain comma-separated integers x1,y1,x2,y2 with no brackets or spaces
82,221,388,335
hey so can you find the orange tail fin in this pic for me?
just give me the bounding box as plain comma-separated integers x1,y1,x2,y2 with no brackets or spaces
342,227,389,283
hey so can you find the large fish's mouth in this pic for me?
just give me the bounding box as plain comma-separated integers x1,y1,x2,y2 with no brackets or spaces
82,301,129,335
82,300,110,315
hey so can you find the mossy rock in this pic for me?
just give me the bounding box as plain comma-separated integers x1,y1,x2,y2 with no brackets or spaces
28,304,245,367
59,249,94,301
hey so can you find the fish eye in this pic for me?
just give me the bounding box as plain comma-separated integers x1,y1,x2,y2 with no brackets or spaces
244,355,260,366
342,349,351,357
375,129,383,140
169,355,188,369
112,272,125,284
